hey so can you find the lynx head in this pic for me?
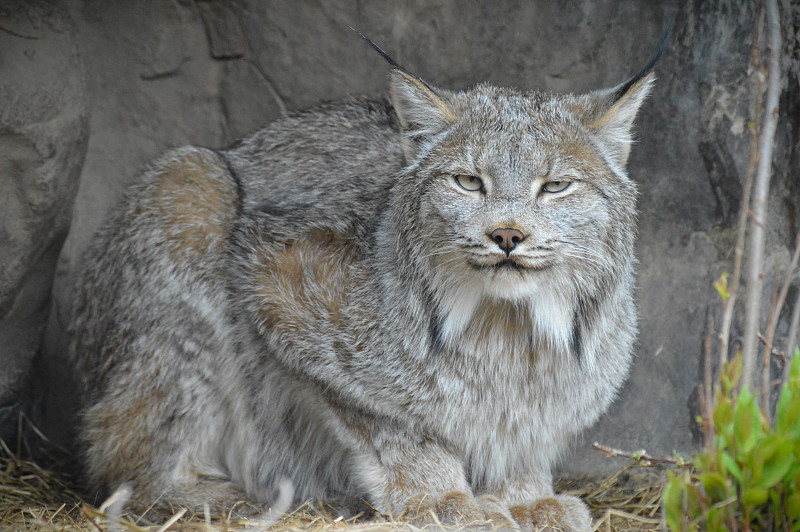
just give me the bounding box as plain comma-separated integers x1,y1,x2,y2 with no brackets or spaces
385,58,655,353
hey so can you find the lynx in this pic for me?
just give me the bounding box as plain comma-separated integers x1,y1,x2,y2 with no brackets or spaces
70,36,658,530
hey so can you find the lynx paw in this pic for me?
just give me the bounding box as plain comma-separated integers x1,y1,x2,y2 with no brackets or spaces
509,495,591,531
403,492,514,527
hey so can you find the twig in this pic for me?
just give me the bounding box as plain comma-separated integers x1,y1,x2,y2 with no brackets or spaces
594,508,662,529
761,264,782,419
741,0,781,393
767,235,800,374
154,508,187,532
591,442,687,466
758,332,786,363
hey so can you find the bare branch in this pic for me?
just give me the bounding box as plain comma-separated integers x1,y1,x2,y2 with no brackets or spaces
758,332,787,363
741,0,781,394
761,265,782,418
763,235,800,398
591,442,687,466
718,6,765,377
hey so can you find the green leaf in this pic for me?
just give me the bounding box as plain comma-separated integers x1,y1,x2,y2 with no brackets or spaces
753,435,794,489
777,392,800,442
705,508,726,532
791,349,800,391
720,354,742,396
786,461,800,483
714,397,734,441
734,386,762,454
742,487,768,506
715,272,730,301
721,451,743,483
672,450,689,467
775,383,793,432
663,472,686,532
699,471,728,498
788,492,800,519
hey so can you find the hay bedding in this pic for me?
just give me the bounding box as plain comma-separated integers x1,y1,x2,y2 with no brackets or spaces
0,435,667,532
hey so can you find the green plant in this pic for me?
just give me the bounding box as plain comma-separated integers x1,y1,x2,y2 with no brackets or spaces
664,348,800,531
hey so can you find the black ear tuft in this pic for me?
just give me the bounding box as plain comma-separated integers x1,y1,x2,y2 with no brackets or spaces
585,21,672,167
350,27,456,162
611,19,673,103
350,27,405,71
349,27,440,94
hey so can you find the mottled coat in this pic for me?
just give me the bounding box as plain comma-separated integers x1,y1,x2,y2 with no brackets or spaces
70,63,654,530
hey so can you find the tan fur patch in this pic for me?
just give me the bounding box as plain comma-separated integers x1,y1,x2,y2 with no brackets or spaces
561,137,606,173
87,384,167,484
530,497,568,529
390,70,458,125
140,149,238,261
435,491,482,523
253,229,363,335
510,504,534,528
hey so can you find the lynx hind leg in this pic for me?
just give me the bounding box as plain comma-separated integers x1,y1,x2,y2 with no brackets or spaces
510,494,592,532
80,343,246,514
76,147,244,511
137,146,239,268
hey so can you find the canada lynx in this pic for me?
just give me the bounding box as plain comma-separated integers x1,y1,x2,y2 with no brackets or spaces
70,37,657,530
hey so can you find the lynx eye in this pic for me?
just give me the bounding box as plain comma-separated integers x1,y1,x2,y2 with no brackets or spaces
542,180,571,193
454,174,484,192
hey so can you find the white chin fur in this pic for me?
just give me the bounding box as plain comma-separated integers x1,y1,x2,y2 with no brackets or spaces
480,268,541,302
437,267,574,354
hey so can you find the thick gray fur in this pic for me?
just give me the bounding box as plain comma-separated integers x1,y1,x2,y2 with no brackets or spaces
70,54,655,530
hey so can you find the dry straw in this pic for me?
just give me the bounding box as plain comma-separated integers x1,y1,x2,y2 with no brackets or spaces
1,437,667,532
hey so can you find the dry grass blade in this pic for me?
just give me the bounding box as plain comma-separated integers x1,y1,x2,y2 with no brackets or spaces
557,464,666,532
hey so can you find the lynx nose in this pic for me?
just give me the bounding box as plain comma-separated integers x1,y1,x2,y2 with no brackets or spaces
490,227,525,254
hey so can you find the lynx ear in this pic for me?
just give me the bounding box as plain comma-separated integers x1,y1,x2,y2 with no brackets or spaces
389,70,458,161
587,72,655,168
586,23,670,168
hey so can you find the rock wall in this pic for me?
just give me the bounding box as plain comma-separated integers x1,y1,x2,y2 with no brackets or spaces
0,0,797,476
0,0,88,439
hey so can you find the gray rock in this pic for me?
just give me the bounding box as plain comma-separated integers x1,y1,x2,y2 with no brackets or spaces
0,0,88,432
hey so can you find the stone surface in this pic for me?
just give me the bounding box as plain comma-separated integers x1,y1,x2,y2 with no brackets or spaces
0,0,797,479
0,0,88,440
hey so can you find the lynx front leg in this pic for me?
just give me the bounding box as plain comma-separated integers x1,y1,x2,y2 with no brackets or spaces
353,437,512,527
509,495,592,532
496,475,592,532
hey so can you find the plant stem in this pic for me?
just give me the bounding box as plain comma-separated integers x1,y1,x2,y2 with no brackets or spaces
761,265,782,419
741,0,781,394
783,288,800,384
765,235,800,396
703,319,715,451
718,2,763,379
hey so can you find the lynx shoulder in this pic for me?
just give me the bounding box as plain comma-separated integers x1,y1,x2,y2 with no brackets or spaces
70,41,657,530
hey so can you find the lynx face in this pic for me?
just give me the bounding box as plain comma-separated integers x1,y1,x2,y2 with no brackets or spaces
388,72,651,351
